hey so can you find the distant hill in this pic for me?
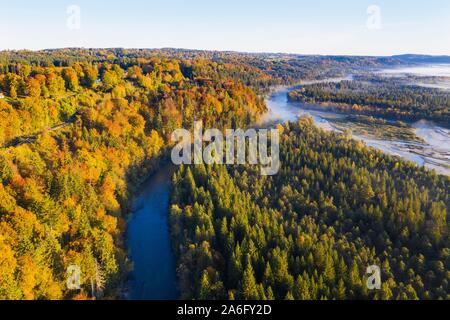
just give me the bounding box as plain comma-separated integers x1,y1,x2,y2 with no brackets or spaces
393,54,450,64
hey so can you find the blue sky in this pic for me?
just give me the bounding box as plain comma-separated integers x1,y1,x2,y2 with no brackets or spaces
0,0,449,55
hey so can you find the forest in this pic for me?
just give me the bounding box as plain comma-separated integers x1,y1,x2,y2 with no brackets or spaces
170,118,450,300
0,49,448,300
288,79,450,127
0,48,405,88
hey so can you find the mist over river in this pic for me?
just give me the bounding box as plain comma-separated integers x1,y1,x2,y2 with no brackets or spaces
377,64,450,90
377,64,450,77
263,83,450,176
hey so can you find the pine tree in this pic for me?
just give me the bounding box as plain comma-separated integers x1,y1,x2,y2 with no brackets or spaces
336,278,346,300
199,270,211,299
241,262,259,300
285,291,294,300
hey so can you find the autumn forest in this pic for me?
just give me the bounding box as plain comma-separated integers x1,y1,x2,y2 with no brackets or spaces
0,49,448,300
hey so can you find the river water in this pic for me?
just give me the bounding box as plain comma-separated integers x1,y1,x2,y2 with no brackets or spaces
127,165,179,299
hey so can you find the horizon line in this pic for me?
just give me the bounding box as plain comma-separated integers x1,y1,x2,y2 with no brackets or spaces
1,47,449,59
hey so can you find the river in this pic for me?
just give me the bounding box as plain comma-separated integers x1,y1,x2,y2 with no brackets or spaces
263,86,450,176
127,165,179,299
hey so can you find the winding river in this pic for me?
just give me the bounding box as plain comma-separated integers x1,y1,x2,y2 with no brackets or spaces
127,66,449,300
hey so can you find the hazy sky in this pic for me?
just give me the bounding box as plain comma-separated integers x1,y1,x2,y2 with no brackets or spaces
1,0,449,56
